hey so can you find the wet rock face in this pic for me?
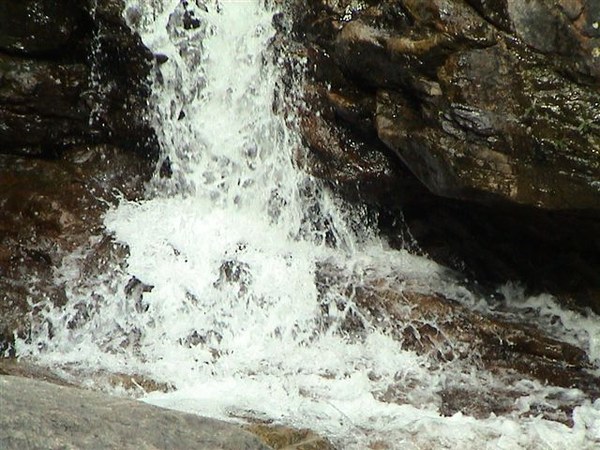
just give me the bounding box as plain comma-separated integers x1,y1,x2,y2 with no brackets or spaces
88,1,158,156
0,1,83,56
0,0,157,354
0,55,90,154
0,0,157,157
295,0,600,210
0,147,152,356
289,0,600,311
377,35,600,210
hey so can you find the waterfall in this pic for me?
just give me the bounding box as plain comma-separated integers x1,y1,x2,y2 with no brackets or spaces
16,1,600,448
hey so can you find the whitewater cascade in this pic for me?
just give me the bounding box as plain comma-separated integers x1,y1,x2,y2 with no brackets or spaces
17,1,600,448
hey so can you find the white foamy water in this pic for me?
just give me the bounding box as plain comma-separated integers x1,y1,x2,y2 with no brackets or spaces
15,0,600,448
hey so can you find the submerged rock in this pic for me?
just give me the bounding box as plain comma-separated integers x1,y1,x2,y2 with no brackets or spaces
0,375,272,450
353,287,597,395
316,264,600,424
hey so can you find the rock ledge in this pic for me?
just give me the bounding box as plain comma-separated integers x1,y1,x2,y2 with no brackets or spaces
0,375,271,450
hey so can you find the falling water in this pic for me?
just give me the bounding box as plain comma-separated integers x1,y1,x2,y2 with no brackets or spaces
16,1,600,448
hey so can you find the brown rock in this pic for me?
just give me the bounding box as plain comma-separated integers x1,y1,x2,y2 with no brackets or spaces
245,424,336,450
0,55,91,153
290,0,600,311
0,147,152,355
0,1,83,55
0,0,158,354
316,263,599,423
373,23,600,210
0,0,157,157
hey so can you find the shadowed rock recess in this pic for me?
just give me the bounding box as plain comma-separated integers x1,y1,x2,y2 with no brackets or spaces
289,0,600,311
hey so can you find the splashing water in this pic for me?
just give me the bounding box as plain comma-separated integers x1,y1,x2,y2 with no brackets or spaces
16,1,600,448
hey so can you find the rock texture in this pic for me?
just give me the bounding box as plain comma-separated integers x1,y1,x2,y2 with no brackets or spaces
0,0,597,438
244,424,336,450
0,147,151,355
0,0,157,156
316,264,600,425
289,0,600,311
0,375,272,450
0,0,157,354
0,365,336,450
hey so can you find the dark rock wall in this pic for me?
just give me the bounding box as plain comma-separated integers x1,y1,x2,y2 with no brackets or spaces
0,0,156,354
289,0,600,311
0,0,157,157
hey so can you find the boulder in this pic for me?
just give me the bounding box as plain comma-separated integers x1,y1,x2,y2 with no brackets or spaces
290,0,600,310
0,360,336,450
0,375,272,450
376,38,600,210
300,0,600,211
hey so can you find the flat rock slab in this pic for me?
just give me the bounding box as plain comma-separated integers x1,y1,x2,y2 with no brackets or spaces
0,375,271,450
